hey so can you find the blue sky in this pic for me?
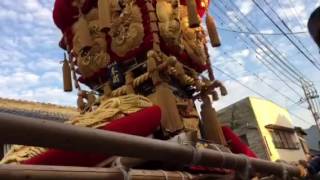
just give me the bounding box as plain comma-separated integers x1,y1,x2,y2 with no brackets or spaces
208,0,320,129
0,0,319,129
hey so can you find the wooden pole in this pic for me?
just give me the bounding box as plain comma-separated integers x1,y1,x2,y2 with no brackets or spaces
0,165,122,180
0,112,301,178
0,165,223,180
200,94,227,145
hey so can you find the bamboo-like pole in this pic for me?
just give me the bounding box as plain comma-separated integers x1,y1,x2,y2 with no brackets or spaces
1,165,223,180
0,165,122,180
200,94,227,146
0,112,301,178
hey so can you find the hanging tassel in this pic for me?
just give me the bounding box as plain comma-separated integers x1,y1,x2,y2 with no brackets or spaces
206,12,221,47
186,0,200,28
62,53,73,92
98,0,112,31
220,84,228,96
74,16,94,50
211,90,219,101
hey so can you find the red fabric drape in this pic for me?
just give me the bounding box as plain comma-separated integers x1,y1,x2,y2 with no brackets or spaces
22,106,161,166
53,0,210,33
179,0,211,17
53,0,79,33
222,126,257,158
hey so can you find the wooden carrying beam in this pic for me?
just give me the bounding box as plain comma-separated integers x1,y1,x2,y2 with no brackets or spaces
0,165,122,180
0,112,301,178
0,164,224,180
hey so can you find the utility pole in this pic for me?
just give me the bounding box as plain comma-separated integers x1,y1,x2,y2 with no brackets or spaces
301,80,320,131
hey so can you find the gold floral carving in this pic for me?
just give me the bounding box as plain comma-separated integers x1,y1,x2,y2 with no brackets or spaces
109,2,144,57
75,8,110,77
77,51,109,77
180,6,208,67
157,0,182,48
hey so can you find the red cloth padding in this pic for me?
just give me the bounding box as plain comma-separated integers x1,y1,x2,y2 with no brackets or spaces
53,0,79,33
222,126,257,158
82,0,98,14
22,106,161,166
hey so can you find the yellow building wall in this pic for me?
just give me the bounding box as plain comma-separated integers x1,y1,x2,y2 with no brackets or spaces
249,97,306,162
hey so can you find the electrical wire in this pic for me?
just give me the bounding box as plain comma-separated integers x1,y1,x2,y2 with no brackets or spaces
225,0,307,81
262,0,319,65
285,0,307,28
217,27,307,35
212,0,317,126
213,1,304,86
213,4,304,96
221,51,305,106
213,66,313,126
251,0,320,71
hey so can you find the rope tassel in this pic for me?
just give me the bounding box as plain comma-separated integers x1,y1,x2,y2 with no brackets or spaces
206,12,221,47
186,0,200,28
62,54,73,92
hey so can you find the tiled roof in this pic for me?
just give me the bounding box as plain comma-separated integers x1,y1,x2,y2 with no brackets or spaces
0,107,70,122
0,98,78,122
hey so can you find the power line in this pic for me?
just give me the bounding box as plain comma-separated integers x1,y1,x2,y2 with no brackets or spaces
221,51,305,106
213,66,313,126
262,0,319,65
217,26,307,35
302,82,320,131
255,54,303,96
213,1,305,85
251,0,320,71
213,3,304,96
225,0,307,81
285,0,307,28
215,0,302,81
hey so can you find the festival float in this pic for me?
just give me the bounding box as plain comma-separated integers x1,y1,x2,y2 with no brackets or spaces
0,0,307,179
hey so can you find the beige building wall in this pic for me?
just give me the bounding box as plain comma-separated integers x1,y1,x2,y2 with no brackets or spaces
217,98,269,160
249,97,306,162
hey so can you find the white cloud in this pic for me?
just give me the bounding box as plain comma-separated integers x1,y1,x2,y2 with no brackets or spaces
0,71,40,96
236,0,254,15
40,71,62,83
27,58,61,72
260,29,274,34
276,1,307,22
0,9,18,21
18,87,77,106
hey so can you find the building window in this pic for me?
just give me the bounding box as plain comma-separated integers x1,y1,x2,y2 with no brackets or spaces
270,130,299,150
299,138,309,154
239,134,249,146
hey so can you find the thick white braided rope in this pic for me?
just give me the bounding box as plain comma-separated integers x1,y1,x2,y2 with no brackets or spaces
281,163,288,180
212,144,226,169
160,170,169,180
190,146,202,165
239,154,252,180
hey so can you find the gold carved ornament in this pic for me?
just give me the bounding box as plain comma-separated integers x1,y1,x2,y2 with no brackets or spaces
109,1,145,57
179,5,208,67
73,8,110,78
156,0,182,48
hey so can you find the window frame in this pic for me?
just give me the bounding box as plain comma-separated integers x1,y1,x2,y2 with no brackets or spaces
269,130,299,150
